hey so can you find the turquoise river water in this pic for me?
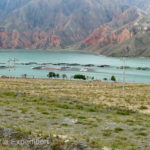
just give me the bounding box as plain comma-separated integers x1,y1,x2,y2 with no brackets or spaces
0,49,150,83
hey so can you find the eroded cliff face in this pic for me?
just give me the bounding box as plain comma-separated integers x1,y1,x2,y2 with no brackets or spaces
83,25,112,46
117,29,134,43
0,30,61,49
80,7,139,50
0,25,135,52
82,25,134,49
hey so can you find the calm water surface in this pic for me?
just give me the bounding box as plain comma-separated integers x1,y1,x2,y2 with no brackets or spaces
0,49,150,83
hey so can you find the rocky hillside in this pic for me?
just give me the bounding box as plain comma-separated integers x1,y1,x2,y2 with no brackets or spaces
0,0,150,56
78,7,150,57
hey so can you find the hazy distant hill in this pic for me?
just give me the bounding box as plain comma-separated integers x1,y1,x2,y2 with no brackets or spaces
0,0,150,56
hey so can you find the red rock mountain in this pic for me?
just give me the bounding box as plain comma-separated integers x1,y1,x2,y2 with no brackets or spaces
0,0,150,56
80,7,138,49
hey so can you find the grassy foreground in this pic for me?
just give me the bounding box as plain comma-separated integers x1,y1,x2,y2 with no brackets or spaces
0,78,150,150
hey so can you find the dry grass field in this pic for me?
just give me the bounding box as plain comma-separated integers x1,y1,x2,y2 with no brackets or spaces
0,78,150,150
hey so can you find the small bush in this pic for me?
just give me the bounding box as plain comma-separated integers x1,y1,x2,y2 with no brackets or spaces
114,127,124,133
104,78,107,81
57,104,70,109
42,111,50,115
78,116,86,119
111,75,116,82
136,132,148,136
47,72,60,78
47,72,56,78
62,74,67,79
139,106,148,110
73,74,86,80
86,107,96,112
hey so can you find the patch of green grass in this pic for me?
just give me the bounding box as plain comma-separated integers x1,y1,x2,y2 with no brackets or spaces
57,104,71,109
41,111,50,115
138,105,148,110
78,116,86,119
86,107,97,112
2,91,17,97
116,108,136,115
61,123,69,127
136,132,148,136
20,108,28,114
103,129,112,136
75,104,84,110
114,127,124,133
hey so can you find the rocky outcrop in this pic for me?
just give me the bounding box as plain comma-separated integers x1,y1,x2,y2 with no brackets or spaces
82,25,134,49
117,29,134,43
80,7,139,50
83,25,112,46
0,127,96,150
0,30,61,49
